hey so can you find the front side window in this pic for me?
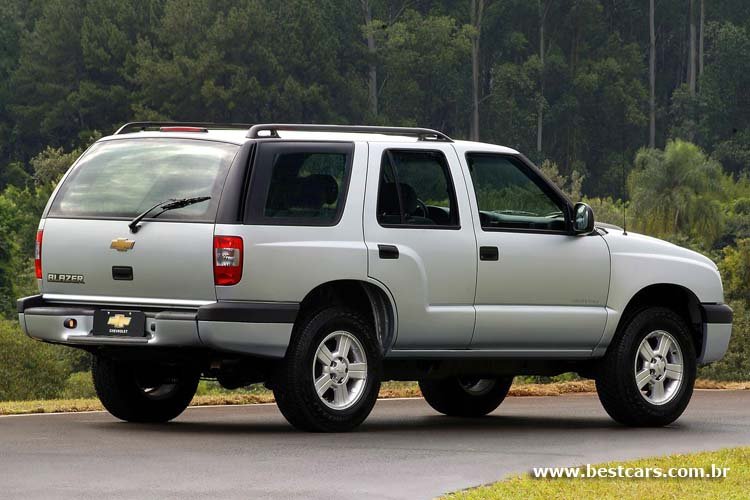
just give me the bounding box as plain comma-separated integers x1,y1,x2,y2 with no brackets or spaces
48,139,238,221
245,142,352,226
466,153,567,231
376,150,458,228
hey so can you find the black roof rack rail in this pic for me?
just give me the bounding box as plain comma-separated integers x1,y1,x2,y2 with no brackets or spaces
114,121,254,135
246,123,453,142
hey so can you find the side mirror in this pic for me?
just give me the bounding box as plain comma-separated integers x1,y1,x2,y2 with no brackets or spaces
573,202,595,234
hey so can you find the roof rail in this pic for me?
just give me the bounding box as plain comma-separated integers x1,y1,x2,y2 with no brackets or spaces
114,121,254,135
246,123,453,142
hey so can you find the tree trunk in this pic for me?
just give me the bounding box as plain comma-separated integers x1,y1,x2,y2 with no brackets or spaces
649,0,656,148
537,1,548,154
470,0,485,142
688,0,696,96
361,0,378,117
699,0,705,81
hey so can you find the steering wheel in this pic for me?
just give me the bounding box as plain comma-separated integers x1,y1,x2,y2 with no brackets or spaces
415,199,429,218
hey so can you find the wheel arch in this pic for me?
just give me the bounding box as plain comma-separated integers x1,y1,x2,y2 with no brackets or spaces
294,279,397,353
607,283,704,357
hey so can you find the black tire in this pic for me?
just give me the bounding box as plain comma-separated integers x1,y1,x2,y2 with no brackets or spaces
273,307,382,432
419,376,514,417
596,307,696,427
92,356,200,423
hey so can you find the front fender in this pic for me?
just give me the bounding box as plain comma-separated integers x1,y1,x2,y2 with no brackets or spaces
594,231,724,356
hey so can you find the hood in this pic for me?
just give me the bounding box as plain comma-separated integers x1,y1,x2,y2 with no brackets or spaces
601,230,718,271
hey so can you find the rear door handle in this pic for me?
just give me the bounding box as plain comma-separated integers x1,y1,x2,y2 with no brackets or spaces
479,246,499,261
378,244,399,260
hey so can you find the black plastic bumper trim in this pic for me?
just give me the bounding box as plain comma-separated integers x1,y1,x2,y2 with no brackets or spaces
701,303,733,324
196,302,299,324
24,307,96,317
17,294,45,313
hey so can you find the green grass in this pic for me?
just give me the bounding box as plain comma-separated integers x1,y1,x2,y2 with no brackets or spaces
443,448,750,500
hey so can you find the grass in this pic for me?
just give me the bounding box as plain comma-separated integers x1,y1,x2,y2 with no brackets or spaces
442,447,750,500
1,379,748,416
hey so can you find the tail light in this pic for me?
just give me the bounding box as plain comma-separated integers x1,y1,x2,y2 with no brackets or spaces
34,230,43,279
213,236,243,286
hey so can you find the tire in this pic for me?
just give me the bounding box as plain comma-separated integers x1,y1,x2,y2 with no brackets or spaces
92,356,200,423
273,307,382,432
419,376,514,417
596,307,696,427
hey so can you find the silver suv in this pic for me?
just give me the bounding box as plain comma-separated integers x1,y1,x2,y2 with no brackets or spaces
17,123,732,431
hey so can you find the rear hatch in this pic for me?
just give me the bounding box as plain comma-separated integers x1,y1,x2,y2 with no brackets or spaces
40,137,239,306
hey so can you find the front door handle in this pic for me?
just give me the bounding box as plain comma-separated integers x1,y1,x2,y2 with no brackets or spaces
479,246,499,261
378,244,399,260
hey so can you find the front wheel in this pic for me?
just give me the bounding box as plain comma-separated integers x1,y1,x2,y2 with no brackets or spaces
596,307,696,427
419,376,514,417
92,356,200,423
273,307,382,432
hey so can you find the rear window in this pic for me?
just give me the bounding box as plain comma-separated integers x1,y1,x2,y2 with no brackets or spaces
48,139,238,221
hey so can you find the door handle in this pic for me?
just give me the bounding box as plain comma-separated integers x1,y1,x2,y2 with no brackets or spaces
479,246,499,261
378,244,399,260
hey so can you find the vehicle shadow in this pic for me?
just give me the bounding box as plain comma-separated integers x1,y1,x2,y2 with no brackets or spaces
91,412,654,437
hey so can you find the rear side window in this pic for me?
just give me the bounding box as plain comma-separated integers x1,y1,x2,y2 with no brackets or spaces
376,150,459,228
245,142,353,226
48,139,238,221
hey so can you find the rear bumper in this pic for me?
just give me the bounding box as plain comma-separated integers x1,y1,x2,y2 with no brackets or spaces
17,295,297,358
698,303,733,364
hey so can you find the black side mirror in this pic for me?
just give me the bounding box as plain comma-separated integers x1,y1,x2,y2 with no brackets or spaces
573,202,595,234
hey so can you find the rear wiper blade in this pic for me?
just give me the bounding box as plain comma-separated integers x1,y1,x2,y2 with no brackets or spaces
129,196,210,233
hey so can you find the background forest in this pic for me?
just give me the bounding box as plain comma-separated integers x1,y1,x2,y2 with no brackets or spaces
1,0,749,400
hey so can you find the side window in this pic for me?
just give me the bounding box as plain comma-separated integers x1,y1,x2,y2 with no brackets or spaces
245,143,353,226
466,153,567,231
377,150,459,228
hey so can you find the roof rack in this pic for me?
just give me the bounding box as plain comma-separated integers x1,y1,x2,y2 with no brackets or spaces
114,121,254,135
246,123,453,142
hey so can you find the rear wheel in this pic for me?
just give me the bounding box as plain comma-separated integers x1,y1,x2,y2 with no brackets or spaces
596,307,696,427
92,356,199,423
273,307,381,432
419,376,514,417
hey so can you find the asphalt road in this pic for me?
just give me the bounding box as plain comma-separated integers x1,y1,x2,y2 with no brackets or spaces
1,390,749,500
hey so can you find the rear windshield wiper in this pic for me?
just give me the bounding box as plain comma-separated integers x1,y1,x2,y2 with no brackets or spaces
129,196,210,233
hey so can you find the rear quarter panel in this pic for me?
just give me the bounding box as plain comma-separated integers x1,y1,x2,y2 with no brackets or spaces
214,141,370,302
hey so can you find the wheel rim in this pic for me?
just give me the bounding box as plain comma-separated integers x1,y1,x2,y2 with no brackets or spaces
458,378,496,396
312,331,368,410
634,330,684,405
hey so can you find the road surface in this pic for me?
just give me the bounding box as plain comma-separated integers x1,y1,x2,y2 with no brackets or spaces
1,390,749,499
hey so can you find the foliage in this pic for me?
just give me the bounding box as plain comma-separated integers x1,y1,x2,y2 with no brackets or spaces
539,160,583,201
61,371,96,399
583,196,627,228
0,319,68,400
1,0,747,196
628,140,726,247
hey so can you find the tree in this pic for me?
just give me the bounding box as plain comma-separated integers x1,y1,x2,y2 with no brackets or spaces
469,0,487,141
361,0,379,117
536,0,552,154
649,0,656,148
628,139,725,246
699,0,705,80
378,10,472,134
688,0,697,96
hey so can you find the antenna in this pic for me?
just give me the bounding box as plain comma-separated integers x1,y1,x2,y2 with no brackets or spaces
622,161,628,235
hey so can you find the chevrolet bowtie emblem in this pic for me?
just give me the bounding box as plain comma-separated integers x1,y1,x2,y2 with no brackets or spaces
107,314,131,329
110,238,135,252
